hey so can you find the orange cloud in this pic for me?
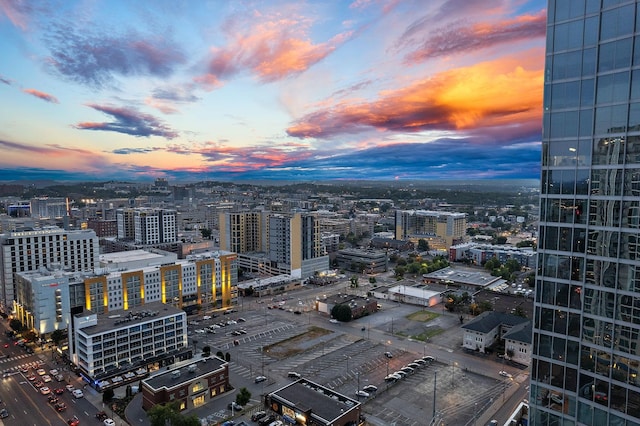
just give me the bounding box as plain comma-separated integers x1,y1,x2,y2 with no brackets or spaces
23,88,59,103
197,9,353,85
287,48,543,140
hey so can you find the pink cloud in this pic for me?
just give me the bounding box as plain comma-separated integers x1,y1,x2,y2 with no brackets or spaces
405,10,546,63
287,49,544,140
196,9,353,86
22,88,59,103
165,141,313,172
0,0,39,30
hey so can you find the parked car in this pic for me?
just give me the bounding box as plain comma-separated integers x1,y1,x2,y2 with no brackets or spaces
0,408,8,418
255,375,267,383
55,402,67,412
228,401,243,411
363,385,378,393
251,411,267,421
258,415,276,426
287,372,301,379
355,390,370,398
384,351,393,358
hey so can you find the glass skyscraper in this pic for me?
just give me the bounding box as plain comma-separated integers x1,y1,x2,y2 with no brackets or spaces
532,1,640,425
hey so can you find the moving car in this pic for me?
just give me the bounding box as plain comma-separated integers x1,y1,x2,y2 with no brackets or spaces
40,386,51,395
55,402,67,412
72,389,84,398
0,409,8,418
384,352,393,358
255,375,267,383
355,390,370,398
498,371,513,378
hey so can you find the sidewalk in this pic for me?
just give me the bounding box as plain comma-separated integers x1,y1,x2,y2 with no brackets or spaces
83,383,129,425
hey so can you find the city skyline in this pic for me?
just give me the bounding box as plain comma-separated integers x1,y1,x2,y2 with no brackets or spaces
1,0,545,182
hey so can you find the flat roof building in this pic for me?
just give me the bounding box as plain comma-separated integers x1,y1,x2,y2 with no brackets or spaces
73,301,189,383
267,378,362,426
141,356,229,412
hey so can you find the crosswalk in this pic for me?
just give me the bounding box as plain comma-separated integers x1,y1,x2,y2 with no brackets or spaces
0,358,45,376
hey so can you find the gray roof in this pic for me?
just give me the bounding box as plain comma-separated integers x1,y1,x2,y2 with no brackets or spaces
144,357,227,391
76,301,185,335
270,378,360,424
461,311,529,333
502,321,532,344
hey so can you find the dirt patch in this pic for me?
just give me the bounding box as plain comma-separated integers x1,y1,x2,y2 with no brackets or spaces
263,326,331,360
407,310,440,322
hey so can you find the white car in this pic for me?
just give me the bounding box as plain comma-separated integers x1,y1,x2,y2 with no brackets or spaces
499,371,513,378
42,375,52,383
195,329,206,334
49,369,59,376
203,315,212,320
355,390,370,398
363,385,378,393
104,419,116,426
329,319,339,323
72,389,84,398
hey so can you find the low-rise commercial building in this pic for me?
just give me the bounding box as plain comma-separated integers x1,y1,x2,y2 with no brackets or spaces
267,378,362,426
141,357,229,412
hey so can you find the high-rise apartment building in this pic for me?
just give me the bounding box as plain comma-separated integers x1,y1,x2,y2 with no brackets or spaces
219,211,328,279
116,208,177,244
532,2,640,424
0,226,99,308
395,210,467,250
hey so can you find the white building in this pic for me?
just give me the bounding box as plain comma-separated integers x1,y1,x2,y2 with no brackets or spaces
461,311,530,357
0,226,99,308
72,301,188,382
117,208,177,244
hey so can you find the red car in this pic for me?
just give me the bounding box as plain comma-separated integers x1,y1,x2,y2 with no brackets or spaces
3,343,8,348
54,388,64,395
67,417,79,426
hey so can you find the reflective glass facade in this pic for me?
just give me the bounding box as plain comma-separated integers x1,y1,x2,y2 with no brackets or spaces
533,1,640,425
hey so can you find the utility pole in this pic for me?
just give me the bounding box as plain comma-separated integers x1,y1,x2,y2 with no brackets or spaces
432,371,437,422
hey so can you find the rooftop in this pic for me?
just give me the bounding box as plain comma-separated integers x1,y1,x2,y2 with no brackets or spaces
270,378,360,424
423,266,501,288
76,301,185,335
144,357,227,391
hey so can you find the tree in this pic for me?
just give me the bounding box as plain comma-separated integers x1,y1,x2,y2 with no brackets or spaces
394,265,406,279
504,259,522,273
102,388,114,403
9,319,23,333
50,329,66,346
200,228,212,239
513,305,527,318
236,387,252,406
350,276,359,288
147,401,200,426
417,239,429,251
331,304,352,322
202,345,211,357
484,257,501,271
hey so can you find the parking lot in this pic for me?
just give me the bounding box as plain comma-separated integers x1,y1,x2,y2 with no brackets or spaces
184,280,523,426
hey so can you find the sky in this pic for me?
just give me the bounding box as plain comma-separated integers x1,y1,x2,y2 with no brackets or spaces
0,0,546,182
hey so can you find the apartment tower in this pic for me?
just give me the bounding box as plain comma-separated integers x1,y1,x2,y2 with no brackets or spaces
532,1,640,424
